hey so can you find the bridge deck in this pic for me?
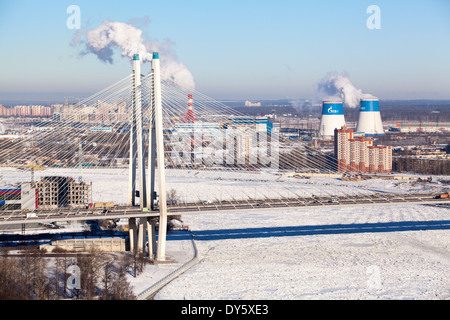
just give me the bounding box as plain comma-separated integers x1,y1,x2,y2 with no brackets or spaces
0,194,449,226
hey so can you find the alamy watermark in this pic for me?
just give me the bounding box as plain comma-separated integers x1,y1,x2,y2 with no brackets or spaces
66,5,81,30
366,5,381,30
168,123,280,169
66,264,81,296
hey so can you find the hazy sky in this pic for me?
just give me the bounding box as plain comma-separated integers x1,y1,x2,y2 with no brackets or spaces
0,0,449,102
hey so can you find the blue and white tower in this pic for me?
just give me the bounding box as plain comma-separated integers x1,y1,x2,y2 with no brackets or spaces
355,98,384,136
319,101,346,138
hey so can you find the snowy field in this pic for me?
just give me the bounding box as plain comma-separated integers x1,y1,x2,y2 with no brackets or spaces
1,167,449,299
128,231,196,297
154,204,450,300
1,167,447,204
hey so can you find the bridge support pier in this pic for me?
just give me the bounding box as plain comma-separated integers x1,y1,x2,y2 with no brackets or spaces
147,218,157,259
127,52,168,261
137,221,146,253
129,53,147,208
149,52,168,262
128,217,137,254
128,217,157,258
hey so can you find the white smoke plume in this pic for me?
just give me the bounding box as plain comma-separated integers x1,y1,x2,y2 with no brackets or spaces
73,20,195,91
314,72,376,108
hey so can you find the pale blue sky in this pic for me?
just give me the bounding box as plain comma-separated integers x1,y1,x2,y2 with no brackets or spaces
0,0,449,102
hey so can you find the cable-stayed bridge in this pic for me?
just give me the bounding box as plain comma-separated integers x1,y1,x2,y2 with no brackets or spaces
1,52,449,261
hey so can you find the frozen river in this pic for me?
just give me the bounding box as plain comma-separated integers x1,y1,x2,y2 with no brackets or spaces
154,204,449,299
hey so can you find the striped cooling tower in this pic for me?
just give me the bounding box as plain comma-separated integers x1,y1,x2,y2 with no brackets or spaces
356,98,384,136
319,101,346,138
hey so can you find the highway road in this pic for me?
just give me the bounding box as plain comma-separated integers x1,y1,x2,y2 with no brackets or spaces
0,193,449,226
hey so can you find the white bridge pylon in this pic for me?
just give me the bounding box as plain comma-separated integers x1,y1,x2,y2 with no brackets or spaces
128,52,168,261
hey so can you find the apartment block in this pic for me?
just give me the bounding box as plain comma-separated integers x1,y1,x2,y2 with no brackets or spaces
335,126,392,173
0,104,52,117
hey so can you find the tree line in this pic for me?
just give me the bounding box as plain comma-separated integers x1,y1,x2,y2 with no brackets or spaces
344,102,450,123
0,247,137,300
393,157,450,175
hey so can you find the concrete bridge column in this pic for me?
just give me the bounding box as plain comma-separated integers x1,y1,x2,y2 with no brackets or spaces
137,220,146,254
128,217,137,254
147,218,157,259
152,52,168,262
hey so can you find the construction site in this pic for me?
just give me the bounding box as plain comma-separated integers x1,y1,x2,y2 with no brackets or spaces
0,176,92,212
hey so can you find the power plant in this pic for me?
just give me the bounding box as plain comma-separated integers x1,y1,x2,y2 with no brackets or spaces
319,97,385,138
355,98,384,136
318,101,346,138
316,96,392,173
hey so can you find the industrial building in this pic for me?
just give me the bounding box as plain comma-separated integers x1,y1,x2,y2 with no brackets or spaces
0,183,38,211
0,188,24,211
244,100,261,107
44,237,126,252
335,126,392,173
389,123,450,133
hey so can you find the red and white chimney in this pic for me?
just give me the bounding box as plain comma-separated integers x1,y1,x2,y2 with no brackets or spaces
184,94,195,122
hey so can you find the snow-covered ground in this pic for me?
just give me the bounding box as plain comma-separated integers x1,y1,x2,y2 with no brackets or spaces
1,167,448,204
127,231,196,297
1,167,449,299
154,204,449,300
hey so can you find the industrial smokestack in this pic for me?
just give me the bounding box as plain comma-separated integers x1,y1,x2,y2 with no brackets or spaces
355,98,384,136
319,101,346,139
184,94,195,122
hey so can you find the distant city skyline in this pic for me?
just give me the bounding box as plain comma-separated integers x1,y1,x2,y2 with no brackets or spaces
0,0,449,102
0,104,52,116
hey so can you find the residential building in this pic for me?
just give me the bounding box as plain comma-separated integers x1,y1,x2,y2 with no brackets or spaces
334,126,392,173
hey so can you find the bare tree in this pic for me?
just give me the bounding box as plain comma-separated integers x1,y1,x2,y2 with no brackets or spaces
109,254,135,300
167,188,178,201
0,251,26,299
76,247,103,299
0,248,136,300
101,261,115,300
